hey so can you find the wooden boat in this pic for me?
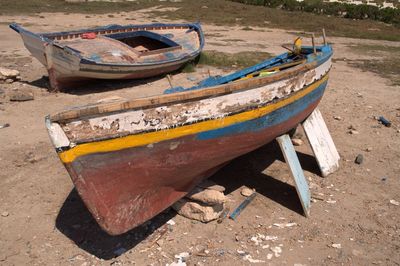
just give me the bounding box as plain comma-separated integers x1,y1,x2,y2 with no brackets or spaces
10,22,204,90
46,42,332,235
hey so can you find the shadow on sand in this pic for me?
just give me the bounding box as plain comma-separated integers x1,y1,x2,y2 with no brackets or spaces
55,140,320,259
26,74,167,95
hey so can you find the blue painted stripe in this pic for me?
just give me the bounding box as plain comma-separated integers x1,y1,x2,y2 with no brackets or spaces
196,80,327,140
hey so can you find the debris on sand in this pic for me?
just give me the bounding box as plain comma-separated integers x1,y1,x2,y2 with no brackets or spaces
243,254,265,263
273,222,297,228
1,211,9,217
270,246,282,257
9,88,34,102
389,199,399,206
0,123,10,129
331,243,342,249
378,116,391,127
241,187,254,197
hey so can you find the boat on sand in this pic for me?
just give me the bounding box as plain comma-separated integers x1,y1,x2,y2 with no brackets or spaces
46,41,332,235
10,22,204,90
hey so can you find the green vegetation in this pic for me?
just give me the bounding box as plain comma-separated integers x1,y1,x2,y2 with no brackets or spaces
148,0,400,42
347,44,400,86
182,50,272,72
2,0,400,42
231,0,400,25
198,51,272,68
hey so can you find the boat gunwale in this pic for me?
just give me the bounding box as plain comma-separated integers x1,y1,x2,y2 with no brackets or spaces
49,49,331,123
66,72,330,146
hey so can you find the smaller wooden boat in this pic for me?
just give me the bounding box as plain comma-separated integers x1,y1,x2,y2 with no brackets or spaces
10,22,204,90
46,39,332,235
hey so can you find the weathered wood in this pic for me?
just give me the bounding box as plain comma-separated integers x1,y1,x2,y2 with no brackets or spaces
50,62,316,122
322,28,327,45
276,134,310,217
302,108,340,177
312,33,316,54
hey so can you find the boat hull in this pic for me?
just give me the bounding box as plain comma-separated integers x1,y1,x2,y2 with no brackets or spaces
61,76,327,235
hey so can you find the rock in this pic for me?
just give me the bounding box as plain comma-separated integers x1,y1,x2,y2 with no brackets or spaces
365,147,372,152
197,180,225,192
241,187,254,197
9,89,34,101
389,199,399,206
187,187,226,205
1,211,9,217
0,67,20,79
5,79,13,84
331,243,341,249
355,154,363,164
349,130,359,135
172,199,224,222
291,138,303,146
333,116,342,120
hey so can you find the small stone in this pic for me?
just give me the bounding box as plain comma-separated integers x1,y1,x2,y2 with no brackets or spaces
355,154,363,164
333,116,342,121
9,89,34,101
5,79,13,84
349,130,359,135
352,249,363,256
389,199,399,206
365,147,372,152
241,187,254,197
291,138,303,146
331,243,341,249
0,67,20,78
1,211,9,217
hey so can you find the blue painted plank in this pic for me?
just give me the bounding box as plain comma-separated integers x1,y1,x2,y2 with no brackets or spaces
276,134,310,217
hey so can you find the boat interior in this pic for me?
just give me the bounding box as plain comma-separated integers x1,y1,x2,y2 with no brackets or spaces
54,28,198,64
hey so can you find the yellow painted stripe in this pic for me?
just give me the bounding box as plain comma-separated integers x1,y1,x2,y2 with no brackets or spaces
59,74,328,163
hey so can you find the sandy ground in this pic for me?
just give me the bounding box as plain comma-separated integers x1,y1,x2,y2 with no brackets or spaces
0,8,400,266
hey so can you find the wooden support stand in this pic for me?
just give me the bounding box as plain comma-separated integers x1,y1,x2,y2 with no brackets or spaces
276,108,339,217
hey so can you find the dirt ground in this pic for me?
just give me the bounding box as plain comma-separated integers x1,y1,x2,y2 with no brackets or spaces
1,8,400,266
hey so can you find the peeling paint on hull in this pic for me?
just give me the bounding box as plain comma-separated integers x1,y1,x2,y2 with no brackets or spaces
64,79,327,235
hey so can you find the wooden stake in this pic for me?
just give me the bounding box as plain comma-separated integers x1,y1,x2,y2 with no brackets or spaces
312,33,316,54
322,28,327,45
166,74,173,88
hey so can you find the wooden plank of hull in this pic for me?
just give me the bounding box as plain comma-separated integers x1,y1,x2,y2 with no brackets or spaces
61,79,327,235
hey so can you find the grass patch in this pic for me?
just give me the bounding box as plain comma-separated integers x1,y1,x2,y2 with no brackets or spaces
0,0,156,15
149,0,400,42
198,50,272,68
181,50,272,73
347,44,400,86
